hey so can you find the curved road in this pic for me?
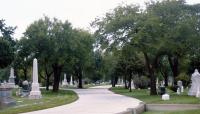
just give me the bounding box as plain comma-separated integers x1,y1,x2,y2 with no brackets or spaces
23,85,142,114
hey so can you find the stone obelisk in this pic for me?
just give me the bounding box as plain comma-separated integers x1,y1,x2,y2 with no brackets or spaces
29,58,42,99
62,73,68,86
70,75,73,86
8,67,15,88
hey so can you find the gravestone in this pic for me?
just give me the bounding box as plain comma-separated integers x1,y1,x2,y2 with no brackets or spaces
21,80,30,97
0,84,16,108
8,68,15,88
188,69,200,96
177,88,180,95
29,58,42,99
177,80,183,93
62,73,68,86
131,80,135,89
162,93,170,100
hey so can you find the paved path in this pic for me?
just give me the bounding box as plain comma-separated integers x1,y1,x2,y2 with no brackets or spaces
23,85,142,114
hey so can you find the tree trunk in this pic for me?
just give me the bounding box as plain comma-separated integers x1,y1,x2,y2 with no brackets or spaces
164,71,168,87
46,74,50,90
52,64,62,92
168,55,179,85
23,68,27,80
111,76,115,87
124,75,128,89
78,70,83,88
128,73,132,92
143,52,157,95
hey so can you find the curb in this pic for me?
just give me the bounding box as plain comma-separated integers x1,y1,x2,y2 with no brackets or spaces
146,104,200,111
116,102,146,114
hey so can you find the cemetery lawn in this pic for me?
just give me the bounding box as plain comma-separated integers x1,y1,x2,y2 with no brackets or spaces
0,89,78,114
110,87,200,104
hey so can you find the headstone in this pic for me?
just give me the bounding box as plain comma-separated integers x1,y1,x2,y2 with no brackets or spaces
0,84,16,108
188,69,200,96
21,80,30,97
70,75,73,86
196,87,200,98
177,88,180,95
181,86,184,93
62,73,68,86
29,58,42,99
131,80,135,89
162,93,170,100
177,80,183,93
121,79,124,85
8,68,15,88
156,78,159,89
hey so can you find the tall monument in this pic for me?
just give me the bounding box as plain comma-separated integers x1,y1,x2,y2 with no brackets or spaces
70,75,73,86
62,73,68,86
8,67,15,88
188,69,200,96
29,58,42,99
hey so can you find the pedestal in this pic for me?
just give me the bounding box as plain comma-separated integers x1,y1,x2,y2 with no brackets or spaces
29,83,42,99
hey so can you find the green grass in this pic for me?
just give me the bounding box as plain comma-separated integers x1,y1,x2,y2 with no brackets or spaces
0,89,78,114
143,109,200,114
110,87,200,104
111,87,200,114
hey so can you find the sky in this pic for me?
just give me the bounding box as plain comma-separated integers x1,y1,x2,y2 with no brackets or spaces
0,0,199,39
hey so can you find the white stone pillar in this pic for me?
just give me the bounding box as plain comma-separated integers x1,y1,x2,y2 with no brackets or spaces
8,67,15,88
70,75,73,86
29,58,42,99
62,73,68,86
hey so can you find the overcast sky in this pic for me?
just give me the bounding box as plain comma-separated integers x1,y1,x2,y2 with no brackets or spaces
0,0,199,39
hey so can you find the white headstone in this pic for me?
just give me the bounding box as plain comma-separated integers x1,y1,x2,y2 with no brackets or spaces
156,78,159,89
181,86,184,93
162,93,170,100
196,87,200,98
177,88,180,95
62,73,68,86
188,69,200,96
70,75,73,86
8,67,15,88
131,80,135,89
29,58,42,99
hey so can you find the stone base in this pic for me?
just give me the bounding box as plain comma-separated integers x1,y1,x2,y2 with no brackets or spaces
29,83,42,99
8,83,15,88
188,91,196,96
29,91,42,99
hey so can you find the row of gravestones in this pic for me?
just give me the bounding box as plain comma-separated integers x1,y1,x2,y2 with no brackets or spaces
61,74,75,87
162,69,200,100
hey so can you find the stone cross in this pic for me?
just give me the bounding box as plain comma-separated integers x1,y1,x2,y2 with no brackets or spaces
188,69,200,96
29,58,42,99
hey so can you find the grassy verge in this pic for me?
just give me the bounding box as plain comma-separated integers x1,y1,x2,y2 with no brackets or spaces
0,89,78,114
110,87,200,114
110,87,200,104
